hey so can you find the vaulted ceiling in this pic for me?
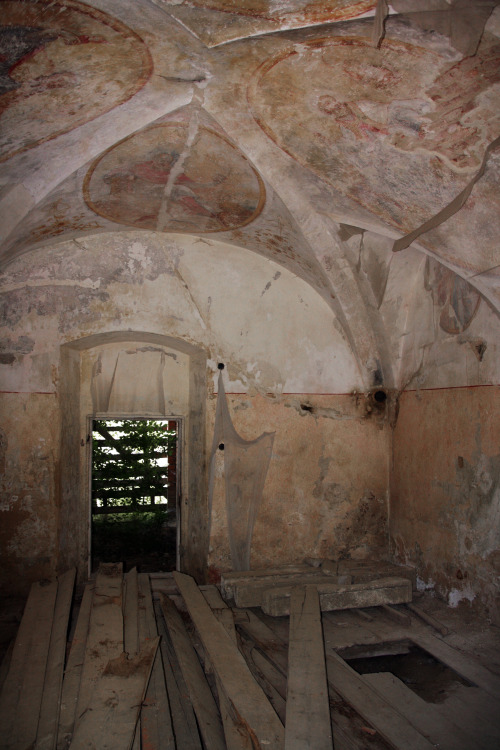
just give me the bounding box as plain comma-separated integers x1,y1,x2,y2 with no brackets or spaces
1,0,499,391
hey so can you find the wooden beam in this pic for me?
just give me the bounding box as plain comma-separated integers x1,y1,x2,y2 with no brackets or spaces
200,587,255,750
233,574,341,608
0,579,58,750
325,649,434,750
381,604,412,626
137,574,175,750
174,572,285,749
124,568,139,657
74,563,124,726
57,582,94,750
406,603,449,635
36,568,76,750
220,565,319,600
70,638,159,750
285,586,333,750
154,599,202,749
263,577,412,617
364,672,476,750
160,594,226,750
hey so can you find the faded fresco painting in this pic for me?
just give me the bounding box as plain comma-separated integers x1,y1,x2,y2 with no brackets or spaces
425,258,481,335
0,0,152,162
84,123,266,233
163,0,376,47
167,0,376,23
249,35,500,232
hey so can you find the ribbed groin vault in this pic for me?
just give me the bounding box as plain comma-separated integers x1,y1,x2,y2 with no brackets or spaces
1,0,499,624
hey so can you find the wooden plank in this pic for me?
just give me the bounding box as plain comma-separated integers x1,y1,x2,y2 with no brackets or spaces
174,572,285,749
200,583,228,610
57,582,94,750
202,593,255,750
438,685,500,748
325,649,435,750
238,634,287,725
406,602,449,635
352,608,374,622
285,587,333,750
380,604,412,626
335,561,417,590
36,568,76,750
0,640,14,694
322,610,380,651
233,608,289,676
123,568,140,750
238,610,389,750
137,574,175,750
234,574,342,608
408,632,500,699
74,563,124,727
70,638,159,750
0,579,58,750
154,599,203,749
160,594,226,750
364,672,477,750
263,578,412,617
220,565,315,599
124,568,139,656
344,604,500,698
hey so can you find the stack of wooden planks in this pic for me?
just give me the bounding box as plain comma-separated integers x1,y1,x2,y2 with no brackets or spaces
1,562,499,750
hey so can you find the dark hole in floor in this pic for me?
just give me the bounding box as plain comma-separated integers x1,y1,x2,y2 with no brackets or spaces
344,641,474,703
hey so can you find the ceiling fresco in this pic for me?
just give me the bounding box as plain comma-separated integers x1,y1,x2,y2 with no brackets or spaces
0,0,498,387
83,123,266,233
248,33,500,234
0,0,152,162
157,0,377,46
164,0,376,23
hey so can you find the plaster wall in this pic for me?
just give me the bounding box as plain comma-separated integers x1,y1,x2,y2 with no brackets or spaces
208,391,390,577
0,232,389,591
391,385,500,622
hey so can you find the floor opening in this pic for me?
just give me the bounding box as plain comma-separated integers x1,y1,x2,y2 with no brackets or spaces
342,640,474,703
91,417,179,573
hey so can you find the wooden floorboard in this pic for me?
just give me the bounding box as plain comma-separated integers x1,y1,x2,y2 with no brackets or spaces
160,593,226,750
36,568,76,750
285,586,333,750
2,564,499,750
138,574,175,750
0,579,58,750
73,563,124,731
174,571,285,749
57,581,94,750
70,638,159,750
154,598,203,749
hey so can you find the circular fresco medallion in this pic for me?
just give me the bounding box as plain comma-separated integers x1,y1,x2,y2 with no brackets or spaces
84,123,265,233
0,0,152,162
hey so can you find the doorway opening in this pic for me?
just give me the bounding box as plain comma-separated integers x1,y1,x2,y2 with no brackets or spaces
90,417,179,573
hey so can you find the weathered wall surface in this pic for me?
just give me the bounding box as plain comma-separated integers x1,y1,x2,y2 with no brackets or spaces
0,232,385,591
208,391,390,576
0,393,59,592
391,386,500,622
